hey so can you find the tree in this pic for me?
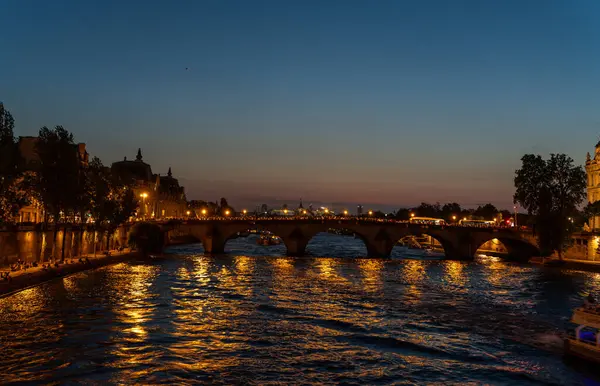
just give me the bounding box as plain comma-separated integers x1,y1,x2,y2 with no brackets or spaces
441,202,462,221
35,126,81,223
35,126,82,260
394,208,410,220
87,157,138,250
584,201,600,230
0,104,27,223
514,154,586,259
219,197,234,215
414,202,441,218
473,203,499,220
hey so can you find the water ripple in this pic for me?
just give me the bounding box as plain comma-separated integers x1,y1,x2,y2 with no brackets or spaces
0,234,599,384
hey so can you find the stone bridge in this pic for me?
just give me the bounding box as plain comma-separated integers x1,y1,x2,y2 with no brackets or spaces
164,219,539,261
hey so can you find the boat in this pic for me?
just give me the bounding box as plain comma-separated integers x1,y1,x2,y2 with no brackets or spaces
564,306,600,364
257,234,281,246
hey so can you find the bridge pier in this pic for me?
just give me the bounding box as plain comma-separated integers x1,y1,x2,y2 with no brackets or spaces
365,242,393,258
444,243,476,261
201,236,226,254
284,238,308,257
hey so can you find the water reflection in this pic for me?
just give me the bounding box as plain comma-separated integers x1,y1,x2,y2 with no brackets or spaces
0,234,598,384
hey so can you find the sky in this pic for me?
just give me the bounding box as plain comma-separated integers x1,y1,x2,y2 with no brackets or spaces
2,0,600,212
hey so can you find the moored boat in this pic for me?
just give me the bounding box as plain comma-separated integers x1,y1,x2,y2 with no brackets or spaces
257,234,281,246
564,305,600,364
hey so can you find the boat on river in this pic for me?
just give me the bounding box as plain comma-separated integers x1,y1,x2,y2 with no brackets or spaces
257,234,281,246
564,306,600,363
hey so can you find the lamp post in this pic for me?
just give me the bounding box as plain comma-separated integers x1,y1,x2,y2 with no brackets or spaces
140,193,148,219
514,205,518,227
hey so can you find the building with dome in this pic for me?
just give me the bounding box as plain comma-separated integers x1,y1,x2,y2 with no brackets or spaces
111,149,187,220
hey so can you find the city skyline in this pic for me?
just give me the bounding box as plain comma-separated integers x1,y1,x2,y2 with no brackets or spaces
2,0,600,209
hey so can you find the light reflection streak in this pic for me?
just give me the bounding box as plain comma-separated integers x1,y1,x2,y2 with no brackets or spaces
357,259,384,292
107,264,157,371
401,260,426,303
444,261,467,294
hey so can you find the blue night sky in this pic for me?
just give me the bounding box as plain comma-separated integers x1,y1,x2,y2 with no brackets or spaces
2,0,600,211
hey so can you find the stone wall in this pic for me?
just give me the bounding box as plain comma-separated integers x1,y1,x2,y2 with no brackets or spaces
0,225,130,267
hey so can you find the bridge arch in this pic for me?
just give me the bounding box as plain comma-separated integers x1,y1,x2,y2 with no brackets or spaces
472,235,540,262
389,227,455,259
305,228,369,258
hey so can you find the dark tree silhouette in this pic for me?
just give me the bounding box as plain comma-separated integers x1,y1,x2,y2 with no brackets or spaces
36,126,80,222
441,202,462,221
473,203,499,220
394,208,410,220
0,104,27,223
219,197,235,215
514,154,586,259
414,202,442,218
35,126,82,259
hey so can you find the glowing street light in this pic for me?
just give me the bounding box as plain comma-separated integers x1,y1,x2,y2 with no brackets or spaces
324,208,329,214
302,210,307,215
343,210,348,216
201,209,207,216
368,210,373,216
186,210,191,216
452,215,456,221
225,210,230,216
284,209,288,214
139,192,148,218
410,213,415,218
242,209,247,215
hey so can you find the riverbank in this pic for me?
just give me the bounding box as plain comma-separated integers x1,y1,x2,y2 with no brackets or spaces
0,249,138,297
530,256,600,273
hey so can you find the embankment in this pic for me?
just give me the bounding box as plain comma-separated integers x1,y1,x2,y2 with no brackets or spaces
0,252,138,298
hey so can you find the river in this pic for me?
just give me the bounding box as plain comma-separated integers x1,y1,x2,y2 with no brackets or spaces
0,233,599,385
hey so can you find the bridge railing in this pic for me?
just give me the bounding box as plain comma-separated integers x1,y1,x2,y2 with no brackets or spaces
153,215,526,231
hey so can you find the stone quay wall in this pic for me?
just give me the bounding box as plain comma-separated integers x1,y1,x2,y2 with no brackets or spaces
0,224,131,267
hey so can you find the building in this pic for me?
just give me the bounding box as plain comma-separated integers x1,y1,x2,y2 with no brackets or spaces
157,167,187,218
111,149,187,220
16,136,89,223
586,144,600,229
18,136,89,168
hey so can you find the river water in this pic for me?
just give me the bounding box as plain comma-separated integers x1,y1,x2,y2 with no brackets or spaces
1,233,599,385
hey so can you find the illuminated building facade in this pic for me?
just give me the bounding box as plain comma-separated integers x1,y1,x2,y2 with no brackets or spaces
111,149,187,220
586,143,600,229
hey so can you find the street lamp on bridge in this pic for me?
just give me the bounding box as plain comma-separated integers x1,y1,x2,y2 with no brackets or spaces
139,192,148,219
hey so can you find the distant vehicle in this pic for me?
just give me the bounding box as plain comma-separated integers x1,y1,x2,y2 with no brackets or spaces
458,219,495,227
409,217,446,225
